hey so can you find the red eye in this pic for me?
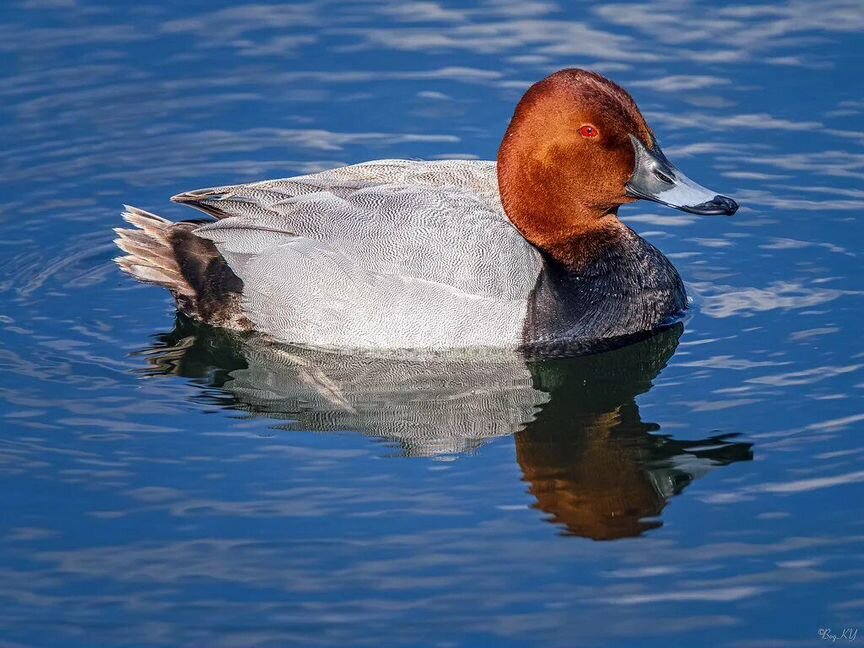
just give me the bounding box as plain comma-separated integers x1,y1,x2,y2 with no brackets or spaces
579,124,598,138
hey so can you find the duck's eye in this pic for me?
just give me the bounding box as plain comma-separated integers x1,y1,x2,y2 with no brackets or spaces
579,124,599,138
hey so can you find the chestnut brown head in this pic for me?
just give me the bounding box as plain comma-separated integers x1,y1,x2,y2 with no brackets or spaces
497,69,737,261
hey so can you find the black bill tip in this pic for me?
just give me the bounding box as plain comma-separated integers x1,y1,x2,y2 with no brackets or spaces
681,194,739,216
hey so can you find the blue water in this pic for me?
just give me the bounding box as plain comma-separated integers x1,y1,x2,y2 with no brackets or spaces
1,1,863,646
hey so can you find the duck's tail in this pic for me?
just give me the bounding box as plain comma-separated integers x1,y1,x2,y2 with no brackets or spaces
114,206,249,330
114,206,190,294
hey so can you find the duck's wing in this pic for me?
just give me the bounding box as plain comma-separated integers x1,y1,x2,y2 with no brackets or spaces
177,160,543,348
174,159,501,215
178,159,542,301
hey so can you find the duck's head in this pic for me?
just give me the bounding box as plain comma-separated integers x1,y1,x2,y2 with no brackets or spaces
498,69,737,263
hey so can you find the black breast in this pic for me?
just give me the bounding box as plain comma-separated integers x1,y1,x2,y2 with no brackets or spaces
521,226,687,352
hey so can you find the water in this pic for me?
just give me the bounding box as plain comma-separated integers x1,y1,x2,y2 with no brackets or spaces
1,1,863,646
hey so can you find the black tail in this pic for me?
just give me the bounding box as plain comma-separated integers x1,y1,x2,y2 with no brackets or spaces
114,206,249,330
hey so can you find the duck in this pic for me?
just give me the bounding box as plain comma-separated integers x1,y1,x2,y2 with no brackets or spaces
115,68,738,351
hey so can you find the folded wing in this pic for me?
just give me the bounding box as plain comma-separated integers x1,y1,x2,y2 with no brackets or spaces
179,160,542,348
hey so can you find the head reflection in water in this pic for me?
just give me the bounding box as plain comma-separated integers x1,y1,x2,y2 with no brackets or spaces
519,336,752,540
144,320,752,541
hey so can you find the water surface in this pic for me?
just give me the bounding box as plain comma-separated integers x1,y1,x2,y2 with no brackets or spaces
1,1,863,646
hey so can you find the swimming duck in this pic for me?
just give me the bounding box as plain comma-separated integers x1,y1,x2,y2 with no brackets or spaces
115,68,737,350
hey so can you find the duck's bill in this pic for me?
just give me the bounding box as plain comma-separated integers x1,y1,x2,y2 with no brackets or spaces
626,135,738,216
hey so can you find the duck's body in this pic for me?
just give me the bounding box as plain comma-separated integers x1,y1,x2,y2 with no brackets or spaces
116,69,735,350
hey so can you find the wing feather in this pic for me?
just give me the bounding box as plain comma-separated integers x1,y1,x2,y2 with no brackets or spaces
190,160,541,300
174,160,542,346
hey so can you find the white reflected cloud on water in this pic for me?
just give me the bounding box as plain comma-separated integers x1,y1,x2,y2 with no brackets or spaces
595,0,864,63
733,189,864,211
695,281,858,318
734,151,864,180
335,19,659,62
630,75,732,92
160,3,322,40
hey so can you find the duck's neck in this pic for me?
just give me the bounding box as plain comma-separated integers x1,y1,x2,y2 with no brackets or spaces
503,196,631,272
521,223,688,348
537,213,631,271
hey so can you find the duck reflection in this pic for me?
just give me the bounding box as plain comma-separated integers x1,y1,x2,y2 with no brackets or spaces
143,319,752,540
519,338,752,539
